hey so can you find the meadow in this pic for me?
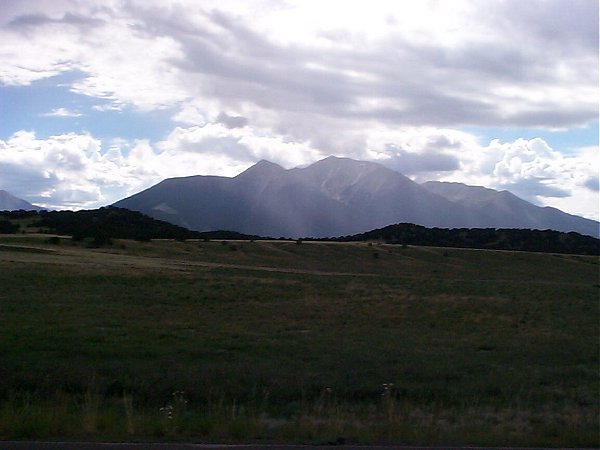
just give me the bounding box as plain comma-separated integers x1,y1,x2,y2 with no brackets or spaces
0,235,598,446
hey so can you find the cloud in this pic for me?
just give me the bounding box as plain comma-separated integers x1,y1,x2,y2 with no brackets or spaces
92,103,125,112
498,178,571,199
216,112,248,129
0,130,143,209
379,146,460,177
0,2,188,109
156,123,321,170
41,107,83,117
7,11,104,28
584,177,599,192
1,0,596,130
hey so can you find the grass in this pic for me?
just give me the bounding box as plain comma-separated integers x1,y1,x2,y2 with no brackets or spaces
0,235,598,445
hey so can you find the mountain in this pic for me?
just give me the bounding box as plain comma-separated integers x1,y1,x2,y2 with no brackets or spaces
422,181,599,237
0,190,43,211
114,156,599,238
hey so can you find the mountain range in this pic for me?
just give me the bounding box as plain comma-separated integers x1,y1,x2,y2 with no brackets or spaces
114,156,599,238
0,190,43,211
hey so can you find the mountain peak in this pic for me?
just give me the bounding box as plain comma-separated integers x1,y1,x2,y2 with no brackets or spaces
255,159,284,169
235,160,284,179
313,155,382,169
306,155,394,174
306,155,409,183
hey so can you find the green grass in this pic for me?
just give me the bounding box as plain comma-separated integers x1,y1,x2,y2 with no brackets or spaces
0,236,598,445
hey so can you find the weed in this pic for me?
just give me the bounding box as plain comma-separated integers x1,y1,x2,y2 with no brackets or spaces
159,391,188,436
122,394,135,435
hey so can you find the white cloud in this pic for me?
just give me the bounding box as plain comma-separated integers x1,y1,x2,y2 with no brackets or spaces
92,103,126,112
0,130,146,209
156,123,322,172
68,25,189,111
0,1,188,110
41,107,83,117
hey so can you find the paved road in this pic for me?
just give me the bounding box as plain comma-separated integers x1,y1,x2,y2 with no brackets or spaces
0,443,593,450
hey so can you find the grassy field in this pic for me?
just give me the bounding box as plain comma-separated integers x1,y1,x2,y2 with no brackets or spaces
0,235,598,446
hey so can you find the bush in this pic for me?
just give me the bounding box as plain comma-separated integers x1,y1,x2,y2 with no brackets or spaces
0,219,19,234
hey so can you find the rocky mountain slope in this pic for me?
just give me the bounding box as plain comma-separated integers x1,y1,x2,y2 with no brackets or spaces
0,190,43,211
422,181,598,236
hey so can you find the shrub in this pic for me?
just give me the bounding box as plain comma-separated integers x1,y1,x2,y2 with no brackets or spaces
0,219,19,234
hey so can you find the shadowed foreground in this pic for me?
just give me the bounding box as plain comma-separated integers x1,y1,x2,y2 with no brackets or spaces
0,443,593,450
0,236,598,446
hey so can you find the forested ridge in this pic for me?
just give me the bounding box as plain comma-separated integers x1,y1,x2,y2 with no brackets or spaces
331,223,600,255
1,208,598,255
0,207,202,242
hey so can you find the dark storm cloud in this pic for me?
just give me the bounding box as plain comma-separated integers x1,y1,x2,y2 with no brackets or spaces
499,177,571,201
583,176,599,192
428,135,464,150
507,108,599,129
493,0,599,53
176,16,359,113
216,112,248,129
7,12,104,28
384,145,460,176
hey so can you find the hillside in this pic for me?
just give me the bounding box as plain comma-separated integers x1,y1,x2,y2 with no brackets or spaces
0,207,207,242
332,223,600,255
114,156,599,238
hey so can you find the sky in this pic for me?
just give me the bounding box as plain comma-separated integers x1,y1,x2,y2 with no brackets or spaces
0,0,598,220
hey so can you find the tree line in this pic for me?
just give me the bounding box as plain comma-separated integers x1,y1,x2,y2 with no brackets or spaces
1,209,598,254
330,223,600,255
0,207,203,243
